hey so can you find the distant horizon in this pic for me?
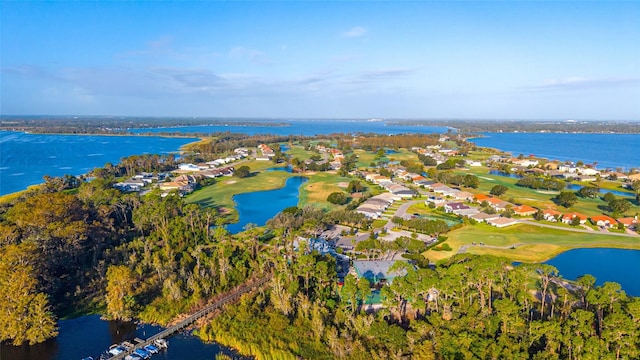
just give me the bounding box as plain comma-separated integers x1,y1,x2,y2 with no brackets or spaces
1,114,640,123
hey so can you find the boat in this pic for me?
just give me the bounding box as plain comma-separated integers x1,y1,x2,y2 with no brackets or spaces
154,338,168,349
108,344,126,356
144,344,159,354
81,357,94,360
134,348,151,359
124,355,142,360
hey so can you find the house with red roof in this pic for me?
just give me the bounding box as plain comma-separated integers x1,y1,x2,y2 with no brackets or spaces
561,212,588,225
617,216,638,229
590,215,617,228
542,209,562,222
512,205,537,217
473,193,490,203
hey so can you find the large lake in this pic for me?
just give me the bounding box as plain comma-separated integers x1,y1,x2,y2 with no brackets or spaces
544,248,640,296
0,131,197,196
0,314,243,360
471,132,640,170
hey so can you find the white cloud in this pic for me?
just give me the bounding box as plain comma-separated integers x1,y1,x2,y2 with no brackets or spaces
228,46,269,64
341,26,367,38
529,76,640,91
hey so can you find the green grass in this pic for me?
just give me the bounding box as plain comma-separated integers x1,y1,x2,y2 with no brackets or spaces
353,148,419,168
298,172,354,210
285,144,318,160
425,222,640,263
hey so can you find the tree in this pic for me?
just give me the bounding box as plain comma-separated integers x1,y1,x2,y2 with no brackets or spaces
0,244,58,345
554,191,578,208
603,192,616,203
631,180,640,202
490,185,508,196
577,186,599,199
327,192,350,205
608,199,631,217
463,174,479,188
234,165,251,178
347,180,365,193
105,265,137,321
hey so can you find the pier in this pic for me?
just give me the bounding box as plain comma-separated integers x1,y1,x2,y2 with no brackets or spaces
109,273,272,359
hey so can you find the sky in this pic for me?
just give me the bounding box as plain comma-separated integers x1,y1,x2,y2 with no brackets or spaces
1,1,639,120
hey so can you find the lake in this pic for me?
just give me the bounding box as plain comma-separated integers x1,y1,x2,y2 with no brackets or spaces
544,248,640,296
0,131,197,196
0,314,244,360
471,132,640,171
565,183,634,198
226,175,308,233
127,119,452,137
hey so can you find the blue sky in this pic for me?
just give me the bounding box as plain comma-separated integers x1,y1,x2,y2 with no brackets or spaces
1,1,639,120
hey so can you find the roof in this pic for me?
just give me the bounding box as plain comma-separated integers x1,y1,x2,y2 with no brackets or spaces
618,217,638,226
487,217,519,226
562,212,588,220
353,260,409,283
474,193,490,201
513,205,537,214
591,215,617,224
543,209,562,216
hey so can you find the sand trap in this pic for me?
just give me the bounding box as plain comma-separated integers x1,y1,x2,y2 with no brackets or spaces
226,180,237,184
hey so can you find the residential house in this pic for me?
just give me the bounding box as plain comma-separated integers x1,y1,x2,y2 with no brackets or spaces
486,197,511,212
425,196,447,207
471,212,501,222
453,191,474,202
444,202,469,213
590,215,617,228
617,216,638,229
542,209,562,222
512,205,537,217
353,260,409,285
562,212,588,225
473,193,491,204
487,217,519,228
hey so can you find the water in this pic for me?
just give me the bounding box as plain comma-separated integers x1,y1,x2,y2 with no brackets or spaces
565,183,634,198
471,132,640,170
488,170,522,179
0,314,243,360
544,248,640,296
128,119,451,137
226,176,308,233
0,131,197,196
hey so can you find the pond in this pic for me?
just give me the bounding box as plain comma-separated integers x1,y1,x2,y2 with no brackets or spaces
544,248,640,297
565,183,634,198
488,170,522,179
0,314,243,360
226,176,308,233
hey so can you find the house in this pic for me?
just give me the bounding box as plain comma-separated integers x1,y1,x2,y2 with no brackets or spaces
486,197,511,211
454,208,479,217
444,202,469,213
353,260,409,285
474,193,491,203
453,191,474,202
355,207,381,219
617,216,638,229
628,173,640,182
426,196,447,207
471,212,501,222
562,212,588,224
487,217,519,228
590,215,617,228
542,209,562,222
178,163,201,172
512,205,537,217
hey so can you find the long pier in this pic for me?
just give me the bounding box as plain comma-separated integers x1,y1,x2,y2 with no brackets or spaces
109,273,272,359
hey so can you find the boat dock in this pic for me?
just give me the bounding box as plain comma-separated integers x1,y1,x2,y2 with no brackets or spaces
108,273,272,359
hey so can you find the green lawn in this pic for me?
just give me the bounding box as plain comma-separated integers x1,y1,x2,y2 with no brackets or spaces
424,222,640,263
354,148,419,168
298,171,355,210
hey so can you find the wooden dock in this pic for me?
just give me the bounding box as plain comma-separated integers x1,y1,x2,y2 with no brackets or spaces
109,273,272,359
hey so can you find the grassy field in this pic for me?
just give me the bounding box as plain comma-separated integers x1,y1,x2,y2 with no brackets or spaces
457,167,640,217
298,171,354,210
424,222,640,263
354,148,419,168
285,144,318,160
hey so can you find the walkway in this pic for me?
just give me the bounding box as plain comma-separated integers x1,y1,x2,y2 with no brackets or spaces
110,273,272,360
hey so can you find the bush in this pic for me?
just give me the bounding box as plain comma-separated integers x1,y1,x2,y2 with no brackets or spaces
327,192,350,205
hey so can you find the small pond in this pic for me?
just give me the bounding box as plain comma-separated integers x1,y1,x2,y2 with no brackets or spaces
488,170,522,179
565,183,634,198
226,176,308,233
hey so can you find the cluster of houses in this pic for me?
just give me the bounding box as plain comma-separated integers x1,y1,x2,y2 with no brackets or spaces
542,209,638,230
256,144,275,160
490,156,640,184
411,146,448,165
114,147,253,195
315,145,346,170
